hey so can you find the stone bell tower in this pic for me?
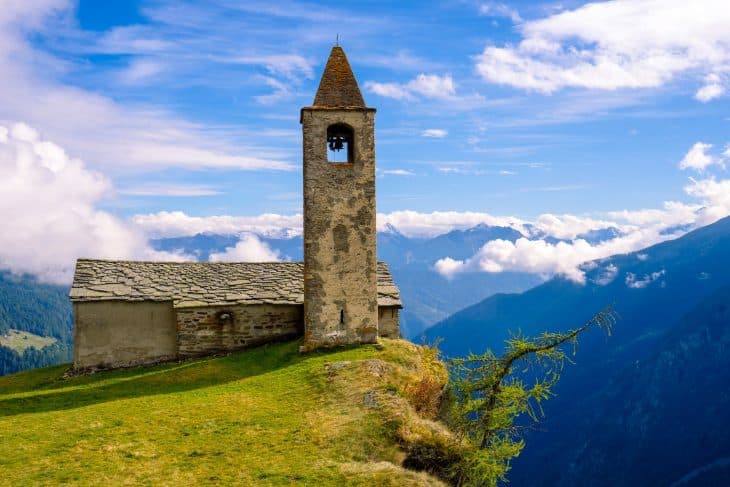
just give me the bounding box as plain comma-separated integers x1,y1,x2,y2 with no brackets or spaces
300,46,378,351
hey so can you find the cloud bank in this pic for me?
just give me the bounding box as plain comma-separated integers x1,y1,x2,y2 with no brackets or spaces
434,174,730,282
0,123,186,284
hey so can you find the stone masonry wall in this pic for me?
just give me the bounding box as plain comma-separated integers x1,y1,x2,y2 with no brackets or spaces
301,108,378,351
378,307,400,338
176,304,303,358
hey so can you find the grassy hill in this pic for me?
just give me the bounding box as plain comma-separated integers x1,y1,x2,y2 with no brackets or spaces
0,339,449,486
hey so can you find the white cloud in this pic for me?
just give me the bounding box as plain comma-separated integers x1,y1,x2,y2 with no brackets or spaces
0,122,187,284
695,75,726,102
130,145,730,285
434,228,672,283
434,163,730,282
532,213,621,240
208,234,281,262
380,169,415,176
227,54,314,80
479,3,522,23
679,142,722,172
132,211,304,239
625,269,665,289
365,74,455,100
134,209,526,240
684,177,730,223
376,210,527,238
475,0,730,99
606,200,701,227
119,184,223,197
364,82,412,100
133,169,730,245
119,58,165,85
422,129,448,138
592,263,618,285
438,167,485,175
409,74,456,98
433,257,467,280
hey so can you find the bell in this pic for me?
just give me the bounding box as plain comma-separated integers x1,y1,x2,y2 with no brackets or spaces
329,136,345,152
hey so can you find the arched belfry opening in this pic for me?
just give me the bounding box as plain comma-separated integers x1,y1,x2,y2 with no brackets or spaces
327,123,353,163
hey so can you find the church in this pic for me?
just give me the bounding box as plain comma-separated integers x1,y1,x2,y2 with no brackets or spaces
69,46,402,370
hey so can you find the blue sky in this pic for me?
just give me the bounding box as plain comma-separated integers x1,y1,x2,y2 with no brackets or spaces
29,0,730,216
1,0,729,282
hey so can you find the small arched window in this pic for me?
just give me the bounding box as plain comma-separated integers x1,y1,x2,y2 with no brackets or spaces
327,124,353,163
216,310,234,326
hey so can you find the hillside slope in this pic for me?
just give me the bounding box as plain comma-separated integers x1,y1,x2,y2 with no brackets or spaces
0,271,72,375
546,284,730,486
423,215,730,486
0,339,448,486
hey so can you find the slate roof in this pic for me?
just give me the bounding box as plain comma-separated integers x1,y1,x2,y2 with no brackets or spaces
312,46,366,108
70,259,402,309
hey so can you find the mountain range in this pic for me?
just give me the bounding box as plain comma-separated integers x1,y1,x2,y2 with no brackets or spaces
423,215,730,486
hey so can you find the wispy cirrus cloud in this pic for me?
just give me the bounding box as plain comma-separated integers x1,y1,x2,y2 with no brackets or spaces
478,2,522,23
421,129,448,138
0,1,293,172
119,184,223,197
380,169,416,176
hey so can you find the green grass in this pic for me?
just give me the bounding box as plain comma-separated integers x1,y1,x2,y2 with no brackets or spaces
0,339,447,486
0,329,57,353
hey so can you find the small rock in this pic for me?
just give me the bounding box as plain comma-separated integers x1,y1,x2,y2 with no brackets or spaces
324,360,352,372
363,359,390,378
363,391,378,408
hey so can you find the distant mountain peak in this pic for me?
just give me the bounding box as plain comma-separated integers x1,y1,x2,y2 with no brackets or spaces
469,222,491,231
382,223,405,236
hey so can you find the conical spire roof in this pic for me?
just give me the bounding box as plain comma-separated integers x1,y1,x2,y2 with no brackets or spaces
312,46,366,108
